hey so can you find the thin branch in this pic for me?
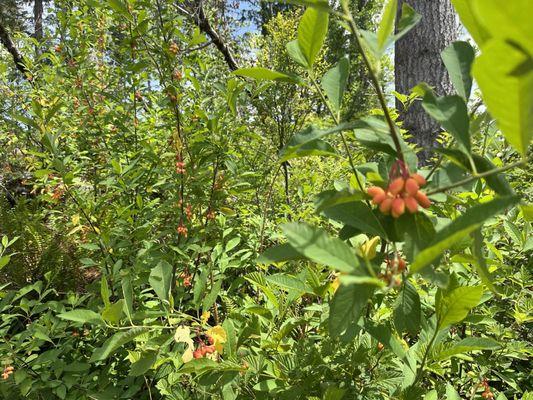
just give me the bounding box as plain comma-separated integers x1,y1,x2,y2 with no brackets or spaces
0,22,31,80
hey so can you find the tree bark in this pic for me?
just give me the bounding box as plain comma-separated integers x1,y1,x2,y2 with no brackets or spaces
0,21,30,80
33,0,44,41
395,0,459,164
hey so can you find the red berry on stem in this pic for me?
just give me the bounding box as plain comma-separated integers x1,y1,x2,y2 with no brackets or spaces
405,178,419,196
411,173,427,187
415,191,431,209
404,196,419,213
391,198,406,218
380,197,393,214
367,186,385,198
388,178,405,196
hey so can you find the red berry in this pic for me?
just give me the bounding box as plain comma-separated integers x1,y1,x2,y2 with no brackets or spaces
372,192,387,205
411,173,426,187
193,349,202,359
391,198,405,218
388,178,405,196
415,191,431,209
379,197,393,214
367,186,385,198
404,196,419,213
404,178,419,196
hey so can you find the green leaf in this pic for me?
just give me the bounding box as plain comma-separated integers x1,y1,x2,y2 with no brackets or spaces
473,40,533,156
297,7,329,67
265,273,312,293
233,67,302,84
437,286,483,330
364,321,407,359
203,279,223,311
393,4,421,42
435,148,515,196
321,56,350,113
286,40,309,68
90,327,148,362
129,351,157,376
472,229,497,293
450,0,491,46
257,243,304,264
410,196,520,274
329,283,374,338
0,255,11,270
446,383,461,400
121,273,134,320
394,282,421,335
102,300,124,324
377,0,398,50
422,91,470,154
279,139,339,162
282,222,360,273
58,309,104,326
321,201,387,239
149,260,172,303
222,319,237,357
100,277,110,308
108,0,129,16
441,41,476,100
433,337,501,361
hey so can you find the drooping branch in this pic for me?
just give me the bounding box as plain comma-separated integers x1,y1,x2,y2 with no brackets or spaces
0,22,31,80
185,0,239,71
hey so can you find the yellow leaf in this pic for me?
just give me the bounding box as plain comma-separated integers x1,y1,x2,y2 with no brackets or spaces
206,325,226,353
201,311,211,325
174,326,194,363
360,236,380,260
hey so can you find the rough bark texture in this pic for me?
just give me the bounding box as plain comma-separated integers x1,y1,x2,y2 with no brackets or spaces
395,0,459,164
0,21,30,79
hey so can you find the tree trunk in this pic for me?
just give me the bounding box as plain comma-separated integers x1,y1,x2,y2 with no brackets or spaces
395,0,459,164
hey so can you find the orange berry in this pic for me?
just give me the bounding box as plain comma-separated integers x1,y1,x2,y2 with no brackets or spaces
397,258,406,272
391,198,405,218
372,192,387,205
404,196,419,213
411,173,426,187
379,197,393,214
388,178,405,195
377,342,384,351
367,186,385,198
204,345,216,354
405,178,419,196
193,349,203,359
415,191,431,209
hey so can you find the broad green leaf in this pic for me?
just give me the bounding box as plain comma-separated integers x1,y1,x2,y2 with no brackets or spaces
233,67,301,84
473,40,533,156
450,0,491,46
446,383,461,400
393,4,421,42
321,201,387,239
324,386,347,400
0,255,10,270
121,273,134,320
422,91,470,154
394,282,421,335
266,273,312,293
437,286,483,330
473,0,533,54
329,283,374,338
410,196,520,274
129,351,157,376
377,0,397,50
203,279,223,311
90,327,148,362
222,319,237,357
282,222,360,273
149,260,172,303
279,139,339,162
286,40,309,68
257,243,304,264
100,277,110,308
441,41,476,101
433,337,501,361
364,321,407,359
472,229,497,293
435,148,515,196
321,56,350,113
297,7,329,67
108,0,129,16
57,309,104,326
102,300,124,324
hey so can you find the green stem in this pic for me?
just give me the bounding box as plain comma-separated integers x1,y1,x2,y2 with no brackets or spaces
340,8,405,164
426,158,527,195
414,327,439,385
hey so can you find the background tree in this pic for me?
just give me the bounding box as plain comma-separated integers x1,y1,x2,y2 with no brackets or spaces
395,0,459,163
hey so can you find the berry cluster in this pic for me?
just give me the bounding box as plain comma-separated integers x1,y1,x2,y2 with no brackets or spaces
177,223,188,237
481,379,494,399
178,272,192,288
175,161,186,174
193,336,215,359
2,366,14,380
379,255,407,286
368,173,430,218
